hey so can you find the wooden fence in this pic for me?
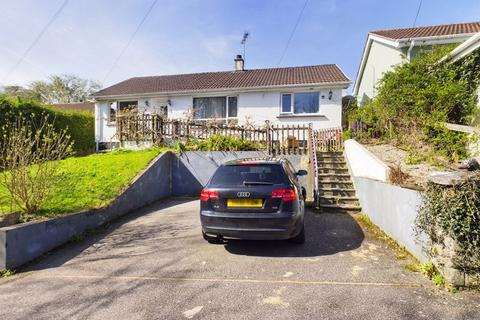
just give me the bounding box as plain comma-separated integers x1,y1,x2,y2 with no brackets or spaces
116,113,343,154
314,127,343,151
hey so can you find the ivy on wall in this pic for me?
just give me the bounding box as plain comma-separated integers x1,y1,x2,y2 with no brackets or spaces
416,174,480,275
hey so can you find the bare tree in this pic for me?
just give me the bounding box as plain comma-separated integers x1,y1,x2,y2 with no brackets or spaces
0,114,73,217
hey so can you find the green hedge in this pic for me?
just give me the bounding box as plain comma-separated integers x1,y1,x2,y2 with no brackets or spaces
0,95,95,155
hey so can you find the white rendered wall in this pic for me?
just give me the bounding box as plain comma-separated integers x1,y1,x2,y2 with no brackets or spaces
344,139,390,182
95,102,118,143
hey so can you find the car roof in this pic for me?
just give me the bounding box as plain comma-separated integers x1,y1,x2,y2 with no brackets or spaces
222,157,288,166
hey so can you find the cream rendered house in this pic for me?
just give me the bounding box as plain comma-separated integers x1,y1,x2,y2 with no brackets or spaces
93,56,350,150
354,22,480,105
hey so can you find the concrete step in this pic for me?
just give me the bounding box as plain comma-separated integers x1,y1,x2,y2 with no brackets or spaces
319,177,352,184
318,169,350,175
318,167,348,171
317,159,346,165
318,203,362,213
319,186,356,192
318,166,349,171
318,173,351,178
317,151,343,156
318,188,357,197
319,196,360,206
319,180,354,186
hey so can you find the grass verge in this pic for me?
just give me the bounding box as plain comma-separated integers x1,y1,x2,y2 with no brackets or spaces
0,148,167,219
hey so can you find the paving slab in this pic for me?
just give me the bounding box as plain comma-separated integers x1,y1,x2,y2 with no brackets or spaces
0,198,478,319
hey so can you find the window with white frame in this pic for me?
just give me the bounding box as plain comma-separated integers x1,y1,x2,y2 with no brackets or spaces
280,92,320,114
192,96,237,120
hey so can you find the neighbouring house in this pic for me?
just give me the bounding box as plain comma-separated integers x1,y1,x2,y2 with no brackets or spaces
354,22,480,105
51,101,95,113
93,56,350,150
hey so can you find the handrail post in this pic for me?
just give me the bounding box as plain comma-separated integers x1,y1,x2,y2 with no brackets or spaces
265,120,271,154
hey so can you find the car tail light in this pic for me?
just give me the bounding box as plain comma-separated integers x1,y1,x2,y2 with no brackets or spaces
271,188,297,201
200,188,218,201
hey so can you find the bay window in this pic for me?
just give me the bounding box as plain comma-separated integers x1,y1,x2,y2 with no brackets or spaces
281,92,320,115
193,96,238,120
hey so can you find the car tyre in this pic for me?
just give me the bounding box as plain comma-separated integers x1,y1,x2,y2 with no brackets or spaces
202,231,223,244
290,224,305,244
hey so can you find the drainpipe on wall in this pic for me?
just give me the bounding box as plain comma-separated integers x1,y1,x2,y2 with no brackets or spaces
407,40,416,61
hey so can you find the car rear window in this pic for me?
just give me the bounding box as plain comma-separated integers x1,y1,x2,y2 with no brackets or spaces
209,164,289,187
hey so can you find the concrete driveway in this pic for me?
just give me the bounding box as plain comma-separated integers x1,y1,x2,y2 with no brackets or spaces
0,198,478,319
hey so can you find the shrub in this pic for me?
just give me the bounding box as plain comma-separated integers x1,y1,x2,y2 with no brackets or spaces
0,115,73,217
342,129,353,140
185,134,257,151
0,95,94,155
353,46,480,161
416,174,480,276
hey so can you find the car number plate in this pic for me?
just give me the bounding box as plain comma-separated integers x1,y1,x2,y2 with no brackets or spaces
227,199,262,208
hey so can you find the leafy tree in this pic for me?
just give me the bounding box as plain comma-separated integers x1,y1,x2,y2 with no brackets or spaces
1,85,39,101
1,74,101,104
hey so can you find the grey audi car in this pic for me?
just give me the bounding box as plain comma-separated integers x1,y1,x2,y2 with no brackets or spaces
200,158,307,244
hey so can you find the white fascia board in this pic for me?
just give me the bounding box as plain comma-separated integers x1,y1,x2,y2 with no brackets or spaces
368,34,402,48
353,34,402,96
353,37,371,96
395,33,474,47
438,32,480,63
93,82,351,101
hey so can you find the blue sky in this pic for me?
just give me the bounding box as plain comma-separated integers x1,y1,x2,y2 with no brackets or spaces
1,0,479,90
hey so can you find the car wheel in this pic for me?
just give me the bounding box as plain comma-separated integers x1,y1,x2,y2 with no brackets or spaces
290,224,305,244
202,231,223,244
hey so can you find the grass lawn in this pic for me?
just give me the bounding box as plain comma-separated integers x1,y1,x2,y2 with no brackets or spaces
0,148,167,219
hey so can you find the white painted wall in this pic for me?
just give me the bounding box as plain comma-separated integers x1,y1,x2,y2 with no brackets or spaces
356,40,404,105
344,139,390,182
353,176,428,262
95,87,344,143
95,102,118,143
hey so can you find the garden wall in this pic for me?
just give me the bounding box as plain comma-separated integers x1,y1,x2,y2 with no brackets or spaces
344,139,428,262
172,151,310,199
344,139,390,182
0,151,310,269
352,177,427,262
0,152,172,269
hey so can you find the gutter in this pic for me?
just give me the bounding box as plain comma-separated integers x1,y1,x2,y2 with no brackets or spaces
92,81,351,101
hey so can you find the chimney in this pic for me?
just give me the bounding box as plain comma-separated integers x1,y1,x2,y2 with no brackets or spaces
234,54,244,71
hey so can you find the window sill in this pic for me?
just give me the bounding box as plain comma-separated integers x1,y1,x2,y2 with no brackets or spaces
277,114,326,118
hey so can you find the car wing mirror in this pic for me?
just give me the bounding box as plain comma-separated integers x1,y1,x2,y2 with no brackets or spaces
296,169,308,176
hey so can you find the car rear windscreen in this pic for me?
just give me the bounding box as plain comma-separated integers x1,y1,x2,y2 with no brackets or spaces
209,164,289,187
